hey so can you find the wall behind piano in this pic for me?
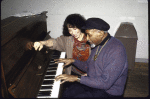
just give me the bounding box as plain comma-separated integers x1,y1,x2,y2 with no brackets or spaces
1,0,148,62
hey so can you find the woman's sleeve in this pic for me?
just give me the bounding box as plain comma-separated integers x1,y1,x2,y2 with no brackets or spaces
50,35,67,52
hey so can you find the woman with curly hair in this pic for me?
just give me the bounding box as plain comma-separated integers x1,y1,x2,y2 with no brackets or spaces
33,14,90,75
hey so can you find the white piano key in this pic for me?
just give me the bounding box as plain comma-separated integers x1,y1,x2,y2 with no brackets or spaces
44,79,55,80
41,84,53,86
50,52,66,98
50,80,61,98
37,96,51,98
55,63,64,76
40,89,53,91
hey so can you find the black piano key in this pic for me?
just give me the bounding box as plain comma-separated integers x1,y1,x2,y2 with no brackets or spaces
51,52,61,58
42,80,54,85
50,58,59,62
49,60,56,63
38,91,51,96
46,71,56,75
49,65,58,68
50,59,55,62
49,61,57,64
39,91,51,94
49,63,58,66
47,70,57,73
53,51,61,55
38,94,50,96
52,56,59,58
44,76,55,79
52,54,59,56
49,60,55,62
47,67,57,70
41,86,53,89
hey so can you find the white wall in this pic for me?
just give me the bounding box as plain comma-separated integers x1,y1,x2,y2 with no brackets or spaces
1,0,148,61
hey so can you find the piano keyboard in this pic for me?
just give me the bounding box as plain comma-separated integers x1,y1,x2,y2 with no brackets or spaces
37,51,66,98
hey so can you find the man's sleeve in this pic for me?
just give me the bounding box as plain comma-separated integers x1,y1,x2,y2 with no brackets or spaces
73,59,89,73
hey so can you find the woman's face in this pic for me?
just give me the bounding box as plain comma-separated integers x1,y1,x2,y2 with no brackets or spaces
67,24,82,39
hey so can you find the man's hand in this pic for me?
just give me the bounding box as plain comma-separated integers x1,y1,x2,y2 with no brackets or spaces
55,74,78,84
25,41,34,50
33,41,44,51
54,58,75,67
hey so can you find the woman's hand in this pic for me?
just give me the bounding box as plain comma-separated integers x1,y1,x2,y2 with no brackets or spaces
33,41,44,51
54,58,75,67
34,39,53,51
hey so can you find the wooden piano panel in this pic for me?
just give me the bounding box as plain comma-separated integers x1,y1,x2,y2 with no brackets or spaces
12,50,53,98
1,11,54,98
2,21,48,85
1,36,23,62
1,13,47,76
3,47,25,79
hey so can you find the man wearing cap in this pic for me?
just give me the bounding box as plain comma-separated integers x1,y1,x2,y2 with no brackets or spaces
55,18,128,98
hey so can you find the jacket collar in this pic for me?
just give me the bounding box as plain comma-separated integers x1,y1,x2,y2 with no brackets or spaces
99,33,111,46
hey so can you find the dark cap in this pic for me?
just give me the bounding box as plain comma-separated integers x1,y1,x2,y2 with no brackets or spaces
82,18,110,31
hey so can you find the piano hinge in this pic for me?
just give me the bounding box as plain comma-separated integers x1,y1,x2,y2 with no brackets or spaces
1,62,9,98
36,73,43,76
8,85,17,98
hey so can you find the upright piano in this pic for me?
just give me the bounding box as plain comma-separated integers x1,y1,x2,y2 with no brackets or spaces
1,11,66,98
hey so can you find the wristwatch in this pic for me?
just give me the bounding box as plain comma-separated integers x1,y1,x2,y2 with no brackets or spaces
77,75,81,82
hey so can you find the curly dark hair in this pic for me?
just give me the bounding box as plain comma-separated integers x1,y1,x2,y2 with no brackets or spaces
62,14,86,36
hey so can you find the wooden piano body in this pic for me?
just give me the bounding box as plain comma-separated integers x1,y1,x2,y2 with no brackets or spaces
1,11,57,98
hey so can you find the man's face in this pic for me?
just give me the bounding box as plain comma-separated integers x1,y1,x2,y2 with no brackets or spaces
85,29,104,48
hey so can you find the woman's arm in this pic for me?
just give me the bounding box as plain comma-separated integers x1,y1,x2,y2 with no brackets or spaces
34,35,68,52
34,39,54,51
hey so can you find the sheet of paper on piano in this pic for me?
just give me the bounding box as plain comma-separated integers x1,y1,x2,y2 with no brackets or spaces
10,11,47,17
